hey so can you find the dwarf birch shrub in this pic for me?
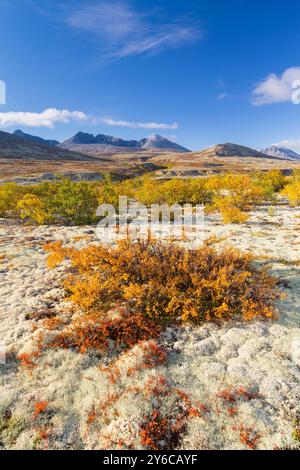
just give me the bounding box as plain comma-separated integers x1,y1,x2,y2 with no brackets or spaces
253,170,287,202
17,194,51,224
207,174,264,210
46,178,99,225
0,170,290,226
0,183,26,217
45,240,281,324
48,310,161,355
205,174,265,223
219,206,249,224
281,179,300,207
0,178,100,225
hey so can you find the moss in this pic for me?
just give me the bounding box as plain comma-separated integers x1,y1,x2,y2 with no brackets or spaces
292,421,300,446
0,412,26,446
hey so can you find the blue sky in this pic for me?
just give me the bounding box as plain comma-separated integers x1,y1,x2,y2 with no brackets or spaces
1,0,300,151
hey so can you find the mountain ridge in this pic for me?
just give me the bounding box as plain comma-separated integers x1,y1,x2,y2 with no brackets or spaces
13,129,60,147
194,142,276,160
0,130,97,161
262,146,300,161
60,132,190,153
2,129,300,164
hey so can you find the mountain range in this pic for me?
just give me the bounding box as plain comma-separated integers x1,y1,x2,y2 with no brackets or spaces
198,143,273,160
13,129,60,147
0,130,94,161
1,129,300,163
59,132,190,153
9,130,189,153
262,146,300,161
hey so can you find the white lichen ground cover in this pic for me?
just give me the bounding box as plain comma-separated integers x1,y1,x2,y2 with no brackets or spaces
0,206,299,450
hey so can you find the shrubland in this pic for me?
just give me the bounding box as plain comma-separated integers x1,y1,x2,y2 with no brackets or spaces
0,169,298,225
281,170,300,207
0,178,99,225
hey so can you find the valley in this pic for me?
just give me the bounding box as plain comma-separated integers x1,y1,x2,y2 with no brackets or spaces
1,129,300,184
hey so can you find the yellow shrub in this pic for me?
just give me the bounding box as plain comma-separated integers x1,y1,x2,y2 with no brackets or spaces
0,183,25,217
135,179,165,205
97,175,123,207
189,178,213,204
43,241,69,268
220,206,249,224
281,180,300,206
207,174,264,211
254,170,286,199
130,178,213,206
45,240,281,324
17,194,51,224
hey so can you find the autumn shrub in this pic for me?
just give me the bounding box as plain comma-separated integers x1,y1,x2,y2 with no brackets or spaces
17,194,51,224
133,177,213,206
133,179,165,205
235,424,261,450
0,183,26,217
188,178,214,204
292,420,300,444
0,170,288,226
154,179,189,205
33,402,48,419
45,239,281,324
0,178,100,225
139,411,172,450
97,174,127,207
281,179,300,206
219,205,249,224
46,178,99,224
204,173,265,223
292,169,300,180
207,174,264,210
253,170,287,202
48,310,161,354
97,171,285,211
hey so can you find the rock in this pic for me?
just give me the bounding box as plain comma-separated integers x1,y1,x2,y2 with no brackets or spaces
194,338,218,356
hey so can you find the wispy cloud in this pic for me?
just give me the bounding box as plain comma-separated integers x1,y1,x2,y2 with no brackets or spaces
65,1,201,60
0,106,178,131
0,108,87,128
102,118,178,130
216,92,228,101
272,139,300,154
251,67,300,105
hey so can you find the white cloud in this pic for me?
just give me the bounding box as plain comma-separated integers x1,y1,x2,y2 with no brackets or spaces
272,139,300,154
102,118,178,130
0,108,87,128
0,80,6,105
252,67,300,105
65,1,201,60
110,27,199,60
216,92,228,101
167,134,178,142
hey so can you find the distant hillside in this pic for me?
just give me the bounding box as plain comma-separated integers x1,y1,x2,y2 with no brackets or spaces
60,132,189,153
61,131,140,148
196,143,278,159
139,134,189,152
0,130,96,161
13,129,60,147
262,146,300,161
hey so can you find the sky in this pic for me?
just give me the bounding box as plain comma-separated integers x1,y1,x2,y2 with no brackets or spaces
1,0,300,151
